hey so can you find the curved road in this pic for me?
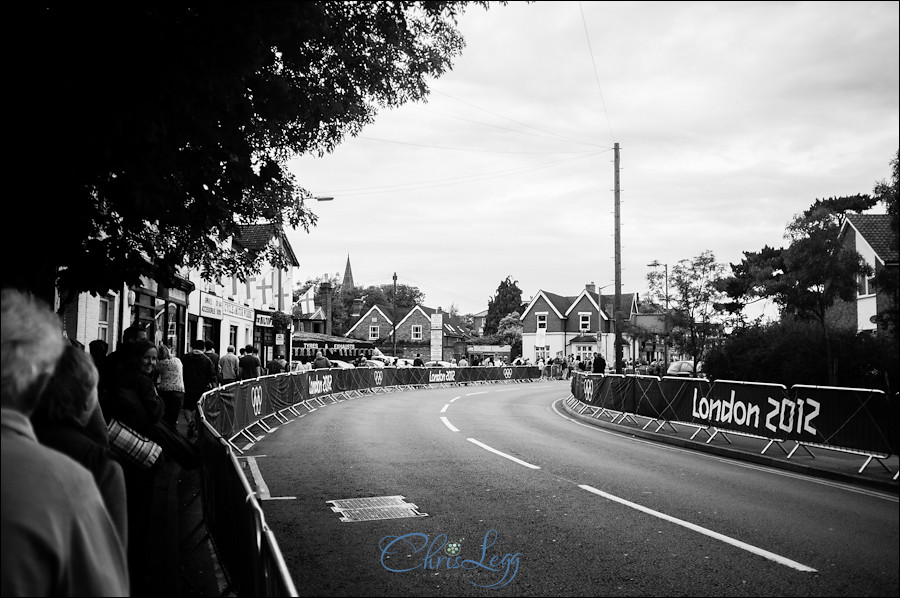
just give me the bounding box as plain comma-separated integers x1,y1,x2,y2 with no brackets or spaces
248,382,899,597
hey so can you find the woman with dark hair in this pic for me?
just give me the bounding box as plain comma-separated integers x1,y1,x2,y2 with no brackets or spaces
32,344,128,545
101,338,165,593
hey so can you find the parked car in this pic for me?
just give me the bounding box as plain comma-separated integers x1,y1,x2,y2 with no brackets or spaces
329,359,355,369
369,355,395,366
363,359,385,368
665,360,705,378
425,360,458,368
394,358,414,367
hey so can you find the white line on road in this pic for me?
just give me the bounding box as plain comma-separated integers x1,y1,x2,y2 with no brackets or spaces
440,404,450,413
440,417,460,432
579,484,816,572
450,396,461,403
466,391,487,396
467,438,541,469
246,457,270,499
552,399,898,502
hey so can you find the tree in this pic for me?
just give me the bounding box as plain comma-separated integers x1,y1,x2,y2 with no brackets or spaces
497,311,524,358
358,283,425,313
648,250,727,375
720,195,877,384
9,2,496,305
871,149,899,336
485,276,523,335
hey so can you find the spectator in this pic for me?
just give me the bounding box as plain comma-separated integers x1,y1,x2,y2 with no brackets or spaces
219,345,240,385
32,343,128,545
156,343,185,427
239,344,262,379
458,355,469,367
182,338,216,439
268,354,287,374
103,338,165,591
204,340,220,383
592,352,606,374
89,338,109,373
312,350,332,369
1,289,130,596
413,354,425,367
99,322,148,401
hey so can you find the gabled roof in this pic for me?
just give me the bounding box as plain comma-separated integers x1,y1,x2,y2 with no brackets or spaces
520,291,569,319
344,304,394,335
564,289,601,316
296,307,325,321
521,289,639,321
395,306,467,338
234,223,300,267
844,213,898,264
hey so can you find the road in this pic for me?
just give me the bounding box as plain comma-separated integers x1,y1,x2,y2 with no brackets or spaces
248,382,899,597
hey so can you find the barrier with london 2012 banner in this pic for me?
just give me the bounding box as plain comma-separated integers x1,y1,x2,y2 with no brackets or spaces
570,372,898,456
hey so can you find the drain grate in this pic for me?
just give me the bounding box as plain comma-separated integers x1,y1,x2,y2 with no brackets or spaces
326,495,428,523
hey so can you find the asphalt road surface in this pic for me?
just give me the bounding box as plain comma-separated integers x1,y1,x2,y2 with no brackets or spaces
246,382,899,597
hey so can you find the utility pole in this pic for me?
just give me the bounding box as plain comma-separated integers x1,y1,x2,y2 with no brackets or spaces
392,272,397,359
613,142,623,374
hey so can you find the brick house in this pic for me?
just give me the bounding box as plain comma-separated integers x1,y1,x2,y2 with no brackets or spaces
520,282,639,365
827,213,898,333
345,305,467,361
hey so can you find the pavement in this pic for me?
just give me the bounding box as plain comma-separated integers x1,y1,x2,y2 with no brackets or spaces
137,380,898,597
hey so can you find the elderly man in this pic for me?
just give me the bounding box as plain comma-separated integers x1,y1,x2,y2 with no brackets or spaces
1,288,129,596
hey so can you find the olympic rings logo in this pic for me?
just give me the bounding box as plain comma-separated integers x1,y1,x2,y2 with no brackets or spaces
503,368,513,379
583,379,594,400
373,371,384,385
250,386,263,416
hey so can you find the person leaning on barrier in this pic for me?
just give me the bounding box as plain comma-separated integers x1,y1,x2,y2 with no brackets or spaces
1,288,130,597
312,350,332,369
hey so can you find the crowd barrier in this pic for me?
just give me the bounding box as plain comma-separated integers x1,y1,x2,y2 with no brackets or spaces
195,365,540,596
569,372,900,474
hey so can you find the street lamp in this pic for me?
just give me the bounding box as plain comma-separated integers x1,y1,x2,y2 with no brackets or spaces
647,261,669,373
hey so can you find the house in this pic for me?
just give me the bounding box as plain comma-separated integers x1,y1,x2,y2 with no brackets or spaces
472,309,488,336
188,223,299,365
344,304,468,361
520,282,640,366
828,213,898,333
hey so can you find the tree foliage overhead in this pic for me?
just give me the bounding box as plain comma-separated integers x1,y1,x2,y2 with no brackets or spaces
11,2,494,303
871,149,899,336
485,276,523,335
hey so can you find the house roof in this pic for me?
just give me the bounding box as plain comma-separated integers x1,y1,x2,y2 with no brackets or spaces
845,213,899,264
395,306,467,338
521,289,639,320
344,304,395,335
233,223,300,267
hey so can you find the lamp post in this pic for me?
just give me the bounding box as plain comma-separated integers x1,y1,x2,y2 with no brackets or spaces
647,261,669,373
392,272,397,360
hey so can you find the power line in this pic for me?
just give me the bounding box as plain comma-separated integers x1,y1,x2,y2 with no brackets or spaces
579,1,615,144
359,135,603,154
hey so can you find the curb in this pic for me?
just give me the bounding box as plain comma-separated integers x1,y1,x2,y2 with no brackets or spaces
560,398,899,495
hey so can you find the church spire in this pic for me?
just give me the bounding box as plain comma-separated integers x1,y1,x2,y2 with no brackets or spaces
341,254,354,294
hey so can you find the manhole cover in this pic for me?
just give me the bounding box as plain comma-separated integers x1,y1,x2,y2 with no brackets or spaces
326,495,428,523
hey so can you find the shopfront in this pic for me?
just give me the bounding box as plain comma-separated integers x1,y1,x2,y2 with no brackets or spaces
254,310,276,367
199,291,223,350
129,275,192,356
222,299,254,354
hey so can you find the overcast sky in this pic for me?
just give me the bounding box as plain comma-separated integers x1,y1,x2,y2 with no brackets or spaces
285,0,899,318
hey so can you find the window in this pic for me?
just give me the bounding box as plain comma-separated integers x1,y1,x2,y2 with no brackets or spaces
579,313,591,332
536,314,547,329
230,325,238,348
97,298,110,344
411,324,423,340
369,325,379,340
858,272,876,297
575,345,593,362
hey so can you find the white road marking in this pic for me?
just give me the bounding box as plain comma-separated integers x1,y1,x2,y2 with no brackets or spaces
494,388,518,392
440,404,450,413
450,396,461,403
246,456,296,501
440,417,460,432
579,484,816,572
467,438,540,469
466,391,487,396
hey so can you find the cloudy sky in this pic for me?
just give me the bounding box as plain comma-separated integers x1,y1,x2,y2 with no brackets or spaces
285,1,899,318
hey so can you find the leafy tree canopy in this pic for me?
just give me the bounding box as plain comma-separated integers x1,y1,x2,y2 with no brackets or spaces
10,2,495,303
485,276,523,335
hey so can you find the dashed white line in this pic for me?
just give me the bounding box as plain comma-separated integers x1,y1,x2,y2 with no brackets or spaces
466,391,487,396
467,438,540,469
450,397,461,403
440,417,460,432
440,404,450,413
579,484,816,572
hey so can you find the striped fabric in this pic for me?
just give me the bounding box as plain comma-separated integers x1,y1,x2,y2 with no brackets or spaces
107,419,162,469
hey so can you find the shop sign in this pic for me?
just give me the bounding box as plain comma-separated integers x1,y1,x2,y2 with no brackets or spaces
255,313,273,327
223,300,254,321
200,292,223,319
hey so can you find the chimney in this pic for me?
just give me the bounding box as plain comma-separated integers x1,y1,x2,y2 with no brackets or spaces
586,282,596,293
350,298,364,317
